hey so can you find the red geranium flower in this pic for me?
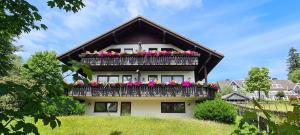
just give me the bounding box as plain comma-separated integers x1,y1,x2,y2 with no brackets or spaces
90,80,98,87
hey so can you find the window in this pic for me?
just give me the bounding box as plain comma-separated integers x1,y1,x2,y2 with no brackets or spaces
94,102,118,112
97,75,119,83
122,75,132,83
108,76,119,83
161,75,184,83
98,76,108,82
107,48,121,53
161,75,172,83
173,75,184,83
161,48,175,51
149,48,157,51
148,75,158,81
124,48,133,54
161,102,185,113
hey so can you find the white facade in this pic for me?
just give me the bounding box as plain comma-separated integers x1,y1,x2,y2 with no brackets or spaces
80,97,197,118
78,43,201,118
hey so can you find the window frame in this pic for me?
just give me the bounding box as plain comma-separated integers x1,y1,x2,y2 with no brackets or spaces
161,75,184,83
122,75,132,83
124,48,133,53
148,48,158,51
94,102,118,112
107,48,121,53
161,102,185,113
97,75,119,83
161,48,175,51
148,75,158,81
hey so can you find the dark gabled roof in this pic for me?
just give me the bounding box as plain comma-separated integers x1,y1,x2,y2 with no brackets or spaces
222,92,250,101
57,16,224,80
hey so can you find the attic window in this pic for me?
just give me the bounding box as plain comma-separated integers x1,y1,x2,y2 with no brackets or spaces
161,48,175,51
124,48,133,54
107,48,121,53
149,48,157,51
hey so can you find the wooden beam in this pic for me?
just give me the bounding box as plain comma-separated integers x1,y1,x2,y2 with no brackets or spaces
204,66,208,85
198,53,212,73
112,32,118,44
162,31,166,44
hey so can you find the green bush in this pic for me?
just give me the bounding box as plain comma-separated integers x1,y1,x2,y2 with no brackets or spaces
194,99,237,124
42,96,85,116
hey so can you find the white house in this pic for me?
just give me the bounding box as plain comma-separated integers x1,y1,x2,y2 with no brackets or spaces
217,79,299,100
58,16,223,118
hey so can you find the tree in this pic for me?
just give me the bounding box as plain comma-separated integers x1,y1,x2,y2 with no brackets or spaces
21,51,64,97
220,85,233,95
0,1,85,134
287,47,300,74
0,0,84,36
0,0,85,80
289,68,300,83
275,91,285,100
0,34,18,76
245,67,271,100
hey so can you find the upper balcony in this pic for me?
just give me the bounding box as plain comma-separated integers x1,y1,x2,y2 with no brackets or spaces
79,50,200,71
67,81,218,98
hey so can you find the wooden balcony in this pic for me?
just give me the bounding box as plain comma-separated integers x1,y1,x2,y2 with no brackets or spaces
80,56,198,66
68,85,209,97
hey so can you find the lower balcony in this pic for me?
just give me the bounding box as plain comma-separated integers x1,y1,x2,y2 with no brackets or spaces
67,85,211,97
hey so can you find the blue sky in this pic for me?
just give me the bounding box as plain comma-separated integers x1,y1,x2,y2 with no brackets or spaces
16,0,300,82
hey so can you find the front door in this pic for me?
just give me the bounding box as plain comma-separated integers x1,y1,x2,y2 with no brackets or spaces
121,102,131,116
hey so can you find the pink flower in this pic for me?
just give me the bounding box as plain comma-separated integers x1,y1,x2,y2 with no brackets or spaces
137,51,146,56
148,81,156,87
181,81,192,87
134,81,142,86
97,52,104,57
127,81,133,87
90,80,98,87
150,51,157,56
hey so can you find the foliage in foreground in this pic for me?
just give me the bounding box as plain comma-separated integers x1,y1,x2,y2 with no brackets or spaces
194,99,237,124
233,100,300,135
41,96,85,116
0,76,61,134
33,116,237,135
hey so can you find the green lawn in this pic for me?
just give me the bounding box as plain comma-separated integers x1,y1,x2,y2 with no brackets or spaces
33,116,239,135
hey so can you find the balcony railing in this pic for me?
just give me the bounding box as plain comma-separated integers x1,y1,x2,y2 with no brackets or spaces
80,56,199,66
68,85,207,97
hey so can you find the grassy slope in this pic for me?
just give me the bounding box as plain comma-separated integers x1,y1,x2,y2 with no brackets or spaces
34,116,238,135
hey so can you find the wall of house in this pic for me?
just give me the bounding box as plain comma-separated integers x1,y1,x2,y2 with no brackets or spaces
84,97,196,118
102,44,183,52
92,71,195,83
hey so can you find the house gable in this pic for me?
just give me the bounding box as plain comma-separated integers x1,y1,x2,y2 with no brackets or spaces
57,16,224,80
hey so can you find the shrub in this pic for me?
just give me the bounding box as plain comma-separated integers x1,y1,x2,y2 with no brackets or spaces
42,96,85,116
194,99,237,124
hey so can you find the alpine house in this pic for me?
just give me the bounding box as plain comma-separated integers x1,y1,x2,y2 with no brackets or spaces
58,16,224,118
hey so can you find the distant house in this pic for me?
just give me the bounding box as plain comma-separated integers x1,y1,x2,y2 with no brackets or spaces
222,92,250,102
217,79,299,100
